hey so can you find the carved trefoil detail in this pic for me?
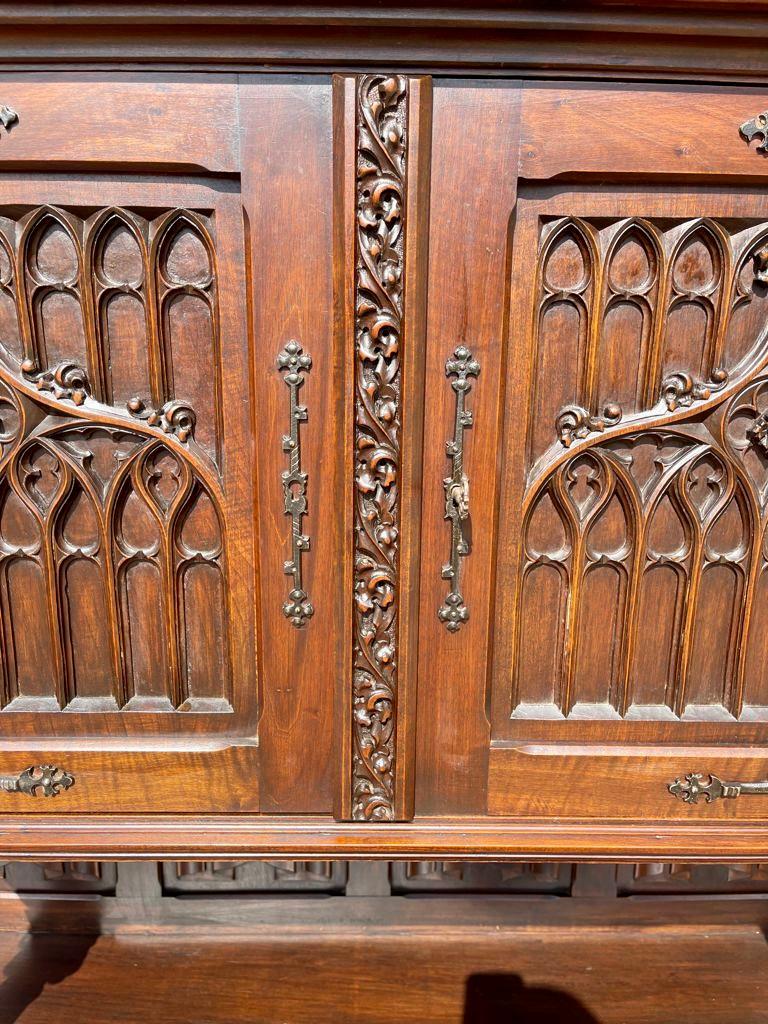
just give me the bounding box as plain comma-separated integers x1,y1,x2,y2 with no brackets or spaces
352,75,406,821
438,346,479,632
277,341,313,628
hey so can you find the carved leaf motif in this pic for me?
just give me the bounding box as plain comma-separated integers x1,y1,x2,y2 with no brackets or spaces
352,75,407,822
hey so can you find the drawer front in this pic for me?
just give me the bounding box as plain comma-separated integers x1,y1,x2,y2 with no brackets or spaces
0,74,239,172
489,747,768,821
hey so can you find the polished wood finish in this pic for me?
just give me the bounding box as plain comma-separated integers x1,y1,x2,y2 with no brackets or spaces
0,3,767,867
0,908,766,1024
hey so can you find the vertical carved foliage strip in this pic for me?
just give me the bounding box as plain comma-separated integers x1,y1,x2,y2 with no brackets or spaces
352,75,406,822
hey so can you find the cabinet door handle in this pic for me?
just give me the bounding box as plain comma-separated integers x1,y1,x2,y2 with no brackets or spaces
0,765,74,797
438,346,479,633
669,772,768,804
277,341,313,628
0,106,18,135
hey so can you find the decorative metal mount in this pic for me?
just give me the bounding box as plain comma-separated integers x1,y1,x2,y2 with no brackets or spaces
0,106,18,136
661,368,728,412
740,111,768,153
0,765,74,797
277,340,313,628
22,360,90,406
556,402,622,448
438,346,479,633
669,772,768,804
127,397,196,443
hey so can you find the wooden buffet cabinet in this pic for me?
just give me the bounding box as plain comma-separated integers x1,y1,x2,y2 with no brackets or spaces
1,1,768,867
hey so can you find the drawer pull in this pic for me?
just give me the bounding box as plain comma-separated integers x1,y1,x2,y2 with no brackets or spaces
740,110,768,153
277,341,313,628
438,346,479,633
0,765,74,798
669,772,768,804
0,106,18,136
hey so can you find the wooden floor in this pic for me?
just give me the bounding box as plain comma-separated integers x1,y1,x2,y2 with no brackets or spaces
0,920,766,1023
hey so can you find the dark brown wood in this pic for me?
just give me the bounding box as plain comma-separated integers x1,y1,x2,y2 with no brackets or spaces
487,82,768,826
1,5,768,879
2,815,768,861
414,80,520,815
0,104,259,812
240,75,340,815
0,911,766,1024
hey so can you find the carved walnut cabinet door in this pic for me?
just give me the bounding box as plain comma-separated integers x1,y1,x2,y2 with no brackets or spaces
0,73,344,815
413,82,768,825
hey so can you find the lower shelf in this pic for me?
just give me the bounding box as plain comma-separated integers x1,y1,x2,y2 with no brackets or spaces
1,918,766,1024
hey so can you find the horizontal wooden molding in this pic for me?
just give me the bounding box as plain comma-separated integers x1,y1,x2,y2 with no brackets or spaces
2,6,768,79
3,816,768,862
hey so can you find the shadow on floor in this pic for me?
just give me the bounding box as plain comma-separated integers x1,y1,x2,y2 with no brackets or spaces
0,901,100,1024
463,972,600,1024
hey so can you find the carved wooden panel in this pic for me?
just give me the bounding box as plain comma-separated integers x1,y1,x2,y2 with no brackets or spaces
163,861,346,895
0,860,115,894
617,862,768,894
390,862,573,895
0,205,231,714
508,207,768,723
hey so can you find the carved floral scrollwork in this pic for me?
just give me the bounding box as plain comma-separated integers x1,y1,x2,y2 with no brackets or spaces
127,396,197,443
22,359,91,406
556,402,622,448
352,74,406,822
660,368,728,412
